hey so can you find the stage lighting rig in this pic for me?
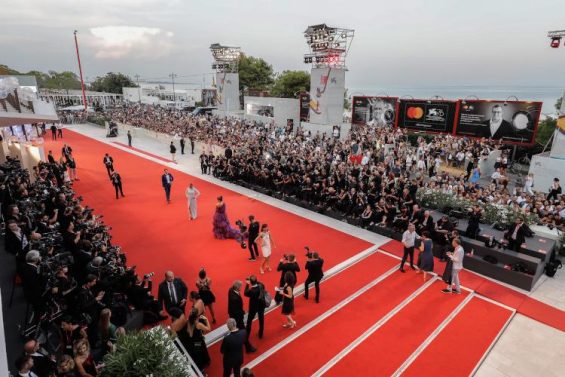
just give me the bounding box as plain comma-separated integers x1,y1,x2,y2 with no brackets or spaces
548,30,565,48
303,23,354,69
210,43,241,72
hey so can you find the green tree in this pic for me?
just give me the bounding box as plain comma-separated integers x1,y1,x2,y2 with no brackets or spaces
25,70,50,88
238,54,274,92
42,71,82,90
89,72,137,94
535,117,557,147
556,96,563,112
270,70,310,98
0,64,21,75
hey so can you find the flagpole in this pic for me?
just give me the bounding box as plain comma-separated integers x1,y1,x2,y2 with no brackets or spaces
73,30,88,111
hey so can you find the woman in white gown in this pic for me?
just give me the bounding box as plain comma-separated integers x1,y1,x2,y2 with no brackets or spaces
255,224,275,274
185,183,201,220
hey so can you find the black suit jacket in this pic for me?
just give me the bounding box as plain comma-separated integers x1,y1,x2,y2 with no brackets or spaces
31,353,57,377
227,289,245,325
4,229,27,257
20,263,44,304
244,283,265,312
305,258,324,280
248,221,260,240
220,329,246,366
157,278,188,311
506,223,529,246
277,261,300,286
479,119,514,139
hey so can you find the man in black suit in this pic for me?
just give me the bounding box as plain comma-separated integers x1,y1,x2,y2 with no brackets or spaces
20,250,46,313
221,318,246,377
304,251,324,302
247,215,260,261
190,135,195,154
225,146,233,160
228,280,256,353
180,137,185,154
47,150,56,164
158,270,188,316
110,171,125,199
103,153,114,177
506,218,530,252
24,339,56,377
244,275,266,340
161,169,174,204
478,104,514,139
4,220,30,265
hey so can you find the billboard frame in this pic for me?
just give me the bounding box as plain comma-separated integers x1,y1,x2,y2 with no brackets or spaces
396,98,460,135
351,95,400,126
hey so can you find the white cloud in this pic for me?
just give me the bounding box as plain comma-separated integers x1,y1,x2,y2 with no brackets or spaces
89,26,175,59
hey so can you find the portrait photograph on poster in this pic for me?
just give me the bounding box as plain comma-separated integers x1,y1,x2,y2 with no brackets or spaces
455,100,542,145
397,99,457,133
352,96,398,126
246,103,274,117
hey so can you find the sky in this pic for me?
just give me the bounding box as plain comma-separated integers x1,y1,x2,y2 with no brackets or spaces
1,0,565,90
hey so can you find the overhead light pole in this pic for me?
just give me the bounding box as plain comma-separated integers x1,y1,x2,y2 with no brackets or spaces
169,73,178,103
134,74,141,103
73,30,88,111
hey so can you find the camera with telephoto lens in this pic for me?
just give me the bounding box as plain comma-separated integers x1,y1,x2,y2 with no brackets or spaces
144,272,155,279
305,246,313,259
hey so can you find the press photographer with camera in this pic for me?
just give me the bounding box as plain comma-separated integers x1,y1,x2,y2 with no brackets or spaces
275,254,300,304
244,275,266,341
304,248,324,303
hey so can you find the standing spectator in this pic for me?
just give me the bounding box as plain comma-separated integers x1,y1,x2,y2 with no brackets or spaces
161,169,174,204
523,173,535,196
199,152,208,174
103,153,114,178
47,150,56,164
62,144,72,160
400,224,419,272
158,270,188,316
170,141,177,162
220,318,246,377
50,124,57,140
416,231,434,282
547,178,561,202
190,135,195,154
304,251,324,303
505,218,529,252
443,238,464,294
180,137,186,154
67,154,78,181
60,316,88,356
110,171,125,199
57,123,64,138
185,183,200,220
184,307,211,373
196,268,216,324
127,130,132,147
247,215,260,261
280,271,296,329
227,280,256,353
244,275,266,340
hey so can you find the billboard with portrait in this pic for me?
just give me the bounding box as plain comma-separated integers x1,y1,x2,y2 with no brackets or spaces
397,99,457,133
308,67,345,125
455,100,542,145
352,96,398,126
245,103,274,117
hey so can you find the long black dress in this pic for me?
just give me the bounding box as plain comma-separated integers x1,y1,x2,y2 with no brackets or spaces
186,322,210,371
197,278,216,305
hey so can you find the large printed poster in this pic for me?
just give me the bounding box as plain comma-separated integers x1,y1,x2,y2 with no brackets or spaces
215,72,240,111
455,100,542,145
397,99,457,133
352,96,398,126
308,67,345,125
299,92,310,121
201,89,217,107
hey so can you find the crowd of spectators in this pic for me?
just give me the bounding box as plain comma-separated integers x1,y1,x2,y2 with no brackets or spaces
1,153,166,376
105,105,564,233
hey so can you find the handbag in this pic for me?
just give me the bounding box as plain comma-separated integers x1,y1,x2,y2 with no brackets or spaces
259,283,272,307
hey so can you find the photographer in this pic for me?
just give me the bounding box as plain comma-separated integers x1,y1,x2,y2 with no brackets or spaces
244,275,266,340
304,250,324,303
63,221,81,253
276,254,300,304
125,272,167,324
20,250,47,313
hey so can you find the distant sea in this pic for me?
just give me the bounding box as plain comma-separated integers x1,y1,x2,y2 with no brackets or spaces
348,85,563,116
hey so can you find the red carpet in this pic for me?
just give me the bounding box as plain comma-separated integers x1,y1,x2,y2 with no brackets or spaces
205,252,399,377
325,281,468,376
44,130,372,329
402,297,513,377
379,240,565,331
249,271,426,377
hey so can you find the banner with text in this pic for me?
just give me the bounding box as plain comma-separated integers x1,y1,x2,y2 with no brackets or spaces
397,99,457,133
299,92,310,121
352,96,398,126
455,100,542,145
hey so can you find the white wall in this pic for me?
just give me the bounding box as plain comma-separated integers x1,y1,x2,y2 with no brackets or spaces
243,96,299,128
216,73,240,111
308,67,345,125
529,153,565,193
